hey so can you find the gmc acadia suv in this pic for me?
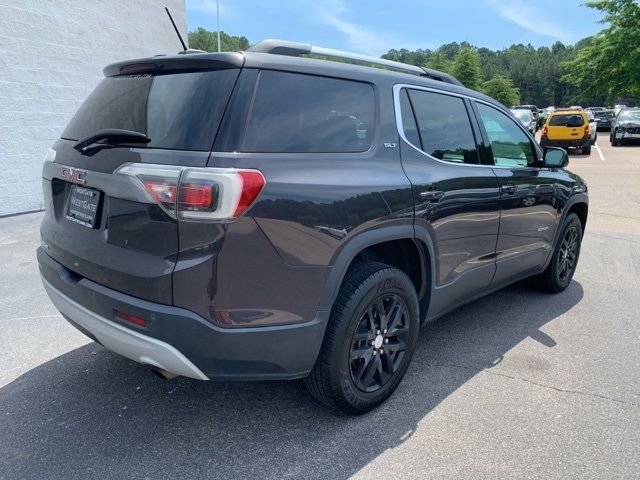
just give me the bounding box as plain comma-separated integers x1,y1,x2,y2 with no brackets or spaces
38,39,588,413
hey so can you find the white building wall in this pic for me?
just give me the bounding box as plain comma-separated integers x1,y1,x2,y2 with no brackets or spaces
0,0,187,216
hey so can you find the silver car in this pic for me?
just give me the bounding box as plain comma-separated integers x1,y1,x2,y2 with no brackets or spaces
511,109,536,134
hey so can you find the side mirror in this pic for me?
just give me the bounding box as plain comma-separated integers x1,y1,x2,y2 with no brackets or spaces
544,147,569,168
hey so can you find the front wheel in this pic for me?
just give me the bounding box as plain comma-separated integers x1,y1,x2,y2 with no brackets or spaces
304,262,420,414
534,213,583,293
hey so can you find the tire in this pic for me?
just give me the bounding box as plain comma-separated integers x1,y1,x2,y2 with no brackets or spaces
611,135,619,146
304,262,420,414
582,144,591,155
534,213,582,293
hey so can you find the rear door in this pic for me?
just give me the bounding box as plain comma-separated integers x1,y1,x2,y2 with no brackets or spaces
40,62,241,304
396,86,501,317
473,101,559,285
547,112,585,140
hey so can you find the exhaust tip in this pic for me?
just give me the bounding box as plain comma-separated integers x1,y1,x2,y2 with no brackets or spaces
151,367,178,380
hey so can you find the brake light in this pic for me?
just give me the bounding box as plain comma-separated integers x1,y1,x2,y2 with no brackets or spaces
543,126,548,136
234,171,267,217
115,163,265,221
584,124,589,135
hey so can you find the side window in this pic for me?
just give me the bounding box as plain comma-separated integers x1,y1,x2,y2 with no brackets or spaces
242,71,374,153
405,89,479,164
476,103,537,167
399,89,421,147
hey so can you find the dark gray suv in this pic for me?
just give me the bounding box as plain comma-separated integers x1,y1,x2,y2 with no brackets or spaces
38,40,588,413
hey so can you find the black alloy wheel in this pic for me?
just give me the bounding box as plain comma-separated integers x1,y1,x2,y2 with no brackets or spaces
350,293,409,393
557,225,579,282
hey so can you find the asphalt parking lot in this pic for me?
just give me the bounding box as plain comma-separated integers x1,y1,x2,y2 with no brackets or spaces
1,140,639,480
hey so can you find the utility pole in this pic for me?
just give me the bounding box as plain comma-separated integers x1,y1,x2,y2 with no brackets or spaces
216,0,221,52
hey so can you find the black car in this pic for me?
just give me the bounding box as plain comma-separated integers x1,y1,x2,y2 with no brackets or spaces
38,39,588,413
610,108,640,146
593,109,616,131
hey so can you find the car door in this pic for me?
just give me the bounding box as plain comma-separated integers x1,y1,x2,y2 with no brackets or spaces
396,86,501,318
472,101,559,286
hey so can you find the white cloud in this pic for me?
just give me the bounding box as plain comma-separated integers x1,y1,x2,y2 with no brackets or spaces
489,0,578,44
309,0,415,56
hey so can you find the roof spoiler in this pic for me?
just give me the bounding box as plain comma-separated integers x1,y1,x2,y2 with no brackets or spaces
103,52,245,77
248,39,463,86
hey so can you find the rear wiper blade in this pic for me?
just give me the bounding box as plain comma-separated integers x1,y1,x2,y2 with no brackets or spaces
74,129,150,153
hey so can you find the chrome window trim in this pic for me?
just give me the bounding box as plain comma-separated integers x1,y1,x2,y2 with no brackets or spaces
392,83,543,171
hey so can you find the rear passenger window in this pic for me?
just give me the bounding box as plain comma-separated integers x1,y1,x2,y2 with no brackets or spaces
242,71,374,153
403,89,479,164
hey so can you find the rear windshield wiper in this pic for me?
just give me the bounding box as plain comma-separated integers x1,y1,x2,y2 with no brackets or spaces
74,129,150,153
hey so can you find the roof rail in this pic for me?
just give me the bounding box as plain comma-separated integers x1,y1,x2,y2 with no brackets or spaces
248,39,463,87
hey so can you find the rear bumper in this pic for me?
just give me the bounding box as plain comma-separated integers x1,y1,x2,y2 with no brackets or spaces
540,136,590,149
38,248,327,380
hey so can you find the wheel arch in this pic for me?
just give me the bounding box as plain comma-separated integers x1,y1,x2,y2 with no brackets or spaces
543,193,588,270
317,225,436,323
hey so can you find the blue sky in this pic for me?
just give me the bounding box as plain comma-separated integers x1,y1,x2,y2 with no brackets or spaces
185,0,605,55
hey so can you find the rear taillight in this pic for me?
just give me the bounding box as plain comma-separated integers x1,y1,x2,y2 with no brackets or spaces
584,124,589,136
115,163,265,221
542,126,548,136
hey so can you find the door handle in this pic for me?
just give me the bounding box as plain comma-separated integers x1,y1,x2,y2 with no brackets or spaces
419,190,444,202
501,184,517,194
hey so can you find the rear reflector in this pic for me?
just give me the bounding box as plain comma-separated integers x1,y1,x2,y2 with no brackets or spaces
114,310,147,327
115,163,265,221
180,183,214,209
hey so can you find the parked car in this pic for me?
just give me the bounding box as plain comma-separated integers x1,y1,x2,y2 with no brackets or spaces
540,109,592,154
585,111,598,145
614,104,627,116
511,108,537,133
38,39,588,414
592,109,615,131
610,108,640,146
512,104,540,120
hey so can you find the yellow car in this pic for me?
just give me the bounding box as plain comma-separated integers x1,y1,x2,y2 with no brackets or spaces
540,109,591,155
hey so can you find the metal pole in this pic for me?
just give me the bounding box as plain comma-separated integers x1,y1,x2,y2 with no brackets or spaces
216,0,221,52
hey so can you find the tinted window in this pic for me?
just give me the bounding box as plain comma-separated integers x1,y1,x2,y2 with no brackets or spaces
549,114,585,127
242,71,374,153
477,103,536,167
399,90,420,147
406,89,478,164
62,69,240,151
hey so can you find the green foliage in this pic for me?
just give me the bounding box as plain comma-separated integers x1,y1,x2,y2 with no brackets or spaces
482,75,520,106
561,0,640,102
424,51,452,74
188,27,250,52
452,46,481,90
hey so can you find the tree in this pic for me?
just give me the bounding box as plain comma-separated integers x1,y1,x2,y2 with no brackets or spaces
452,45,481,90
188,28,250,52
424,51,452,73
482,75,520,106
562,0,640,100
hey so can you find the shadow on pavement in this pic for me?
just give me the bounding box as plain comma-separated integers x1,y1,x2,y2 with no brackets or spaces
0,281,583,479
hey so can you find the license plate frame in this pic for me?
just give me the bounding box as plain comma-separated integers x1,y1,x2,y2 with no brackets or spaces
65,185,102,228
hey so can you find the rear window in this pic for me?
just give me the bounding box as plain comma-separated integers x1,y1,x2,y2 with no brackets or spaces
62,69,240,151
241,71,374,153
549,114,584,127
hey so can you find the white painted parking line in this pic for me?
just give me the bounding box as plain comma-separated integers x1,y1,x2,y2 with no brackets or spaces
595,143,605,161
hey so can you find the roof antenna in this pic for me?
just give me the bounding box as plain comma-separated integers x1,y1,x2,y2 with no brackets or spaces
165,6,187,52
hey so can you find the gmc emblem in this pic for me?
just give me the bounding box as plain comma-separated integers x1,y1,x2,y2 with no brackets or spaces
61,166,87,185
